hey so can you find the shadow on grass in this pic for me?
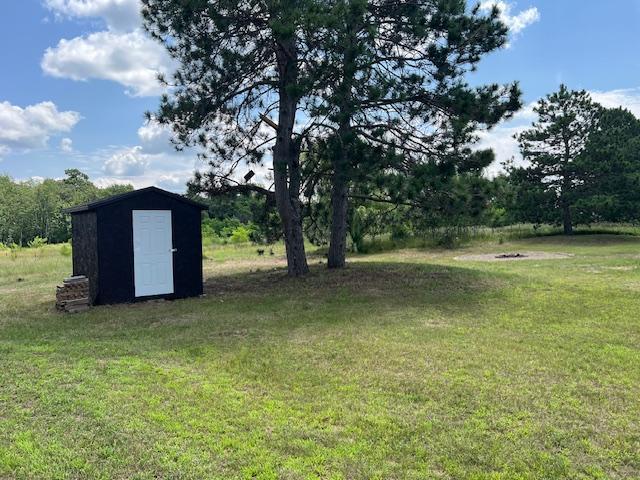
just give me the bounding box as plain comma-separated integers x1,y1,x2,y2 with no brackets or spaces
203,261,490,296
0,261,518,355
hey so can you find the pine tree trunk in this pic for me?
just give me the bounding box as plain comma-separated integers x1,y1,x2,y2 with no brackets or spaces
562,200,573,235
273,37,309,277
327,16,357,270
327,121,352,269
327,172,349,269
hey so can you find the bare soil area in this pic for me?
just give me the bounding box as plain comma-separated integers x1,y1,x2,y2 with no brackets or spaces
455,251,573,262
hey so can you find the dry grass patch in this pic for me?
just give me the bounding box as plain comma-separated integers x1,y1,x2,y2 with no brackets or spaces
455,251,573,262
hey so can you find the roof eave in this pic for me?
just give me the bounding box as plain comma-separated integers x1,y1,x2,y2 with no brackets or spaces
64,186,208,213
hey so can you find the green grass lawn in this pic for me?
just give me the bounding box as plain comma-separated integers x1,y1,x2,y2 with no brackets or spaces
1,236,639,479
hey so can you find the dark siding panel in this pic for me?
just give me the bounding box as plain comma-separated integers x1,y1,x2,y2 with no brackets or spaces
71,211,99,303
172,207,204,298
95,205,134,305
95,190,203,304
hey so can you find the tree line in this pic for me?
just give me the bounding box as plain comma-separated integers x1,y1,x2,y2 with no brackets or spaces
3,86,639,251
0,170,132,246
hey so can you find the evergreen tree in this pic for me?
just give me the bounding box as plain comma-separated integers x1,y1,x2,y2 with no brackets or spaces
311,0,521,267
141,0,320,276
516,85,601,234
575,108,640,223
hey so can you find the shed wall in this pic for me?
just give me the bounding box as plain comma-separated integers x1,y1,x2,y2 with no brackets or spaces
71,211,99,304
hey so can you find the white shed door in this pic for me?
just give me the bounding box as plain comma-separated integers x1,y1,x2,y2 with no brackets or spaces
132,210,174,297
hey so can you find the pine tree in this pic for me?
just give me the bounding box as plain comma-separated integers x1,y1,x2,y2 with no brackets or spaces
575,108,640,223
141,0,318,276
312,0,521,267
516,85,601,234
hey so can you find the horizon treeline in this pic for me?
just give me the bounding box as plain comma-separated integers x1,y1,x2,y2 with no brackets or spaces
0,169,133,246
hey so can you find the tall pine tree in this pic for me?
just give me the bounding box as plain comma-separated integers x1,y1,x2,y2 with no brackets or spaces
575,108,640,223
311,0,521,267
516,85,600,234
142,0,320,276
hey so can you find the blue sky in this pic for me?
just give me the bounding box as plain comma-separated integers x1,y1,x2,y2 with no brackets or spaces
1,1,639,190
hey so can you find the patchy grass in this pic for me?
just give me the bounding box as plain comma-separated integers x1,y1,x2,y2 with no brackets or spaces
0,236,639,479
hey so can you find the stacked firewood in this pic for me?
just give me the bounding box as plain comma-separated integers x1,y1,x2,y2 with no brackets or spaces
56,276,90,313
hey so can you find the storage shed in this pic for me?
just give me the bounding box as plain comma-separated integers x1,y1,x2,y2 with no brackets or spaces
66,186,207,305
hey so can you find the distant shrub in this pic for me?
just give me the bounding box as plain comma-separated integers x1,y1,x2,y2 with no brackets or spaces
229,225,253,244
390,223,411,241
202,217,265,245
60,243,72,257
28,236,48,249
434,229,462,249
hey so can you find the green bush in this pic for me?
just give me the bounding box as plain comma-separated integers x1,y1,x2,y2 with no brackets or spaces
435,230,461,249
28,236,48,249
390,223,411,241
229,225,253,244
60,243,72,257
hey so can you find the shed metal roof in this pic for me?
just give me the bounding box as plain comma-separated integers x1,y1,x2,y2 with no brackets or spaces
65,186,208,214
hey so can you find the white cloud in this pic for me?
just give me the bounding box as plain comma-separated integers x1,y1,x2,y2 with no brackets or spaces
60,137,74,152
94,131,200,191
42,30,172,97
42,0,173,97
137,120,175,153
44,0,141,32
103,146,149,175
0,101,81,152
94,170,193,192
590,87,640,118
477,125,526,177
480,1,540,36
137,121,165,143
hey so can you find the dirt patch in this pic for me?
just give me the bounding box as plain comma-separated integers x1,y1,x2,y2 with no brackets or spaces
455,252,573,262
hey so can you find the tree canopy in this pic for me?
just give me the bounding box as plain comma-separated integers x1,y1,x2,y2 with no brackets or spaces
305,0,521,268
142,0,327,275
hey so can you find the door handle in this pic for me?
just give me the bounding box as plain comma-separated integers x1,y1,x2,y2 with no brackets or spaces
171,248,178,253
